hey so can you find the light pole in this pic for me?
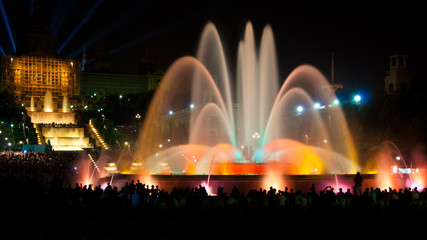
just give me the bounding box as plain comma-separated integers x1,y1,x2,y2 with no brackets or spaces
353,95,361,103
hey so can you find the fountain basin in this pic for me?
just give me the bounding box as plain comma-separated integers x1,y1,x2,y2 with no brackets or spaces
100,174,387,194
27,111,76,124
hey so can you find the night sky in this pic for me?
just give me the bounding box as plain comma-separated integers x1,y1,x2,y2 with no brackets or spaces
1,0,425,91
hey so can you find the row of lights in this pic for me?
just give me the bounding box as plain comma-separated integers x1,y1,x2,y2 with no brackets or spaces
0,130,9,147
168,104,195,116
88,154,100,172
0,124,25,147
165,95,362,116
296,95,362,114
89,123,110,150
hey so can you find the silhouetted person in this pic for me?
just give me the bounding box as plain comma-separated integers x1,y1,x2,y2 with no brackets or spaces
369,187,376,203
104,183,113,198
132,189,141,207
310,184,316,194
353,172,363,196
129,180,135,193
337,188,345,201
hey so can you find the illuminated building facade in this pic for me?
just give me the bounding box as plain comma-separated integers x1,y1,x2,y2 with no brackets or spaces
1,55,79,103
80,71,161,96
0,2,79,104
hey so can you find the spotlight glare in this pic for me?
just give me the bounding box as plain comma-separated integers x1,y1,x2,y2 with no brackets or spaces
57,0,103,54
333,99,340,105
0,0,16,52
354,94,362,103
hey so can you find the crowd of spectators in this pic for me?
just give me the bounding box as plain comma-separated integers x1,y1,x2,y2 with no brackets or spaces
2,151,425,211
42,179,427,213
1,151,426,239
39,123,78,128
0,151,76,184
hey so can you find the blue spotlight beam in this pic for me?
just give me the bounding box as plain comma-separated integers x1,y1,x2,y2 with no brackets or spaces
109,2,226,55
67,37,97,60
29,0,35,16
51,0,75,37
0,0,16,53
57,0,103,54
0,45,6,56
67,1,150,59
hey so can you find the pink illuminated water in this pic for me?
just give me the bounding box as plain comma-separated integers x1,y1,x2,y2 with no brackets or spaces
365,141,426,189
74,153,113,186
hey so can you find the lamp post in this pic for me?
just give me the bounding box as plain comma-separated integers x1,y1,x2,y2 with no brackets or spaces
353,94,362,104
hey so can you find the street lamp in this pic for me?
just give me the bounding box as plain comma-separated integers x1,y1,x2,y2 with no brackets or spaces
354,94,362,103
333,99,339,106
296,105,304,114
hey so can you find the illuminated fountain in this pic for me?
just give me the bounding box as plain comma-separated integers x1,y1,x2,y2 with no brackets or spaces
30,96,35,112
44,90,53,112
62,95,69,113
26,91,92,151
28,91,75,124
73,153,113,186
134,21,360,191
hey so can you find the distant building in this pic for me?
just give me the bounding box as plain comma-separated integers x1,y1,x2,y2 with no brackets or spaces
1,2,162,104
91,32,112,72
80,71,162,96
139,48,155,75
384,52,412,94
1,55,79,104
79,36,162,96
0,2,79,104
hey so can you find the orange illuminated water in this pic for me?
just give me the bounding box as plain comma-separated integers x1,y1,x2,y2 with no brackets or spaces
135,21,360,182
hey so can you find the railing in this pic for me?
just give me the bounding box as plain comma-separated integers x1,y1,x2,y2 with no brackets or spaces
34,124,45,145
87,123,110,150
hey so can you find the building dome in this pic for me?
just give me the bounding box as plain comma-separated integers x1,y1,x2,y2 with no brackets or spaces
18,1,54,56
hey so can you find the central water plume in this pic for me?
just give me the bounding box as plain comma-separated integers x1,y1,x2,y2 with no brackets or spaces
137,21,359,176
30,96,35,111
44,91,53,112
62,95,69,112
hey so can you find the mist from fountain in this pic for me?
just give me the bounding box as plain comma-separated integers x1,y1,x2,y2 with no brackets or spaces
364,141,425,189
137,21,359,178
74,153,113,186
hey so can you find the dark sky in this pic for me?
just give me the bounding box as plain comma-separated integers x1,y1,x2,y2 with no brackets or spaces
1,0,425,90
